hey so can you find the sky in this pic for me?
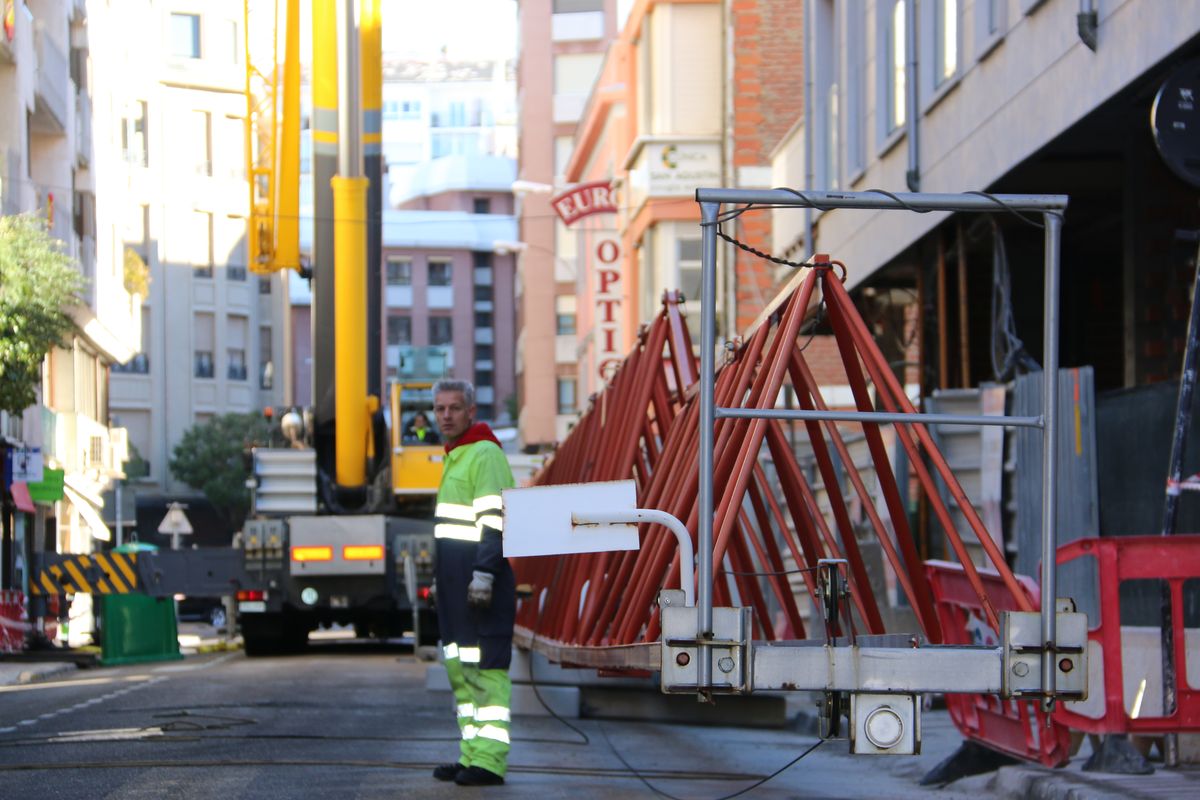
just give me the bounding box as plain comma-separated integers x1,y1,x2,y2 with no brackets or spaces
381,0,517,60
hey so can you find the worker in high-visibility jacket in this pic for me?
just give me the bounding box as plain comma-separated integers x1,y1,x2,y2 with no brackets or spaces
429,379,516,787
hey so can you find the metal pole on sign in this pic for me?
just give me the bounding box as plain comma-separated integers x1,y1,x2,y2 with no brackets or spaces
1156,235,1200,768
1040,211,1062,711
697,198,720,697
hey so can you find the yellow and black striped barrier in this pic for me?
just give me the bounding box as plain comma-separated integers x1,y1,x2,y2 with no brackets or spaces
30,552,139,596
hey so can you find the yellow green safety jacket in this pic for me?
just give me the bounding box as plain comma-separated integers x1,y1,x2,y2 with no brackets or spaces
434,424,515,663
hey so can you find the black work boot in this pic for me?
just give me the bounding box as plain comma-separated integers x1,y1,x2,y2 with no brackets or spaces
454,765,505,786
432,762,466,781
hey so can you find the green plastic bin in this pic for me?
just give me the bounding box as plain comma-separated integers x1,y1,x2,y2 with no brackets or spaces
95,543,183,665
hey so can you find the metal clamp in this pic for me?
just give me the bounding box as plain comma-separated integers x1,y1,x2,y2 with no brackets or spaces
659,590,751,697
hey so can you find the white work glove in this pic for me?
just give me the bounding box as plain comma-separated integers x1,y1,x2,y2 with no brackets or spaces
467,570,494,609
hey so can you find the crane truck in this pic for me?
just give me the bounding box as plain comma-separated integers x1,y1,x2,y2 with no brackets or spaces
232,0,440,654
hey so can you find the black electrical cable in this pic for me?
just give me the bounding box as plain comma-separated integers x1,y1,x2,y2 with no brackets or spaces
599,722,824,800
524,558,590,746
525,546,832,800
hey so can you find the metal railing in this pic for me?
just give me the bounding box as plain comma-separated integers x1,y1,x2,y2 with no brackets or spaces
696,187,1067,704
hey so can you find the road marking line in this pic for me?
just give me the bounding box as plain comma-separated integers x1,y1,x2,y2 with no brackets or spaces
0,675,166,734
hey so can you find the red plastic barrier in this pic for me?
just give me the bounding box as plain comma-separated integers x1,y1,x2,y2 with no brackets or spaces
0,589,27,653
1055,535,1200,735
926,560,1073,767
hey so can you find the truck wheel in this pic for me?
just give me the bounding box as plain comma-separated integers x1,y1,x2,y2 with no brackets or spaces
242,617,284,656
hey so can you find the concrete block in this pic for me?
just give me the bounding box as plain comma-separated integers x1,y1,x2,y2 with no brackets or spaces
510,647,656,688
424,663,450,691
580,686,787,728
511,683,580,718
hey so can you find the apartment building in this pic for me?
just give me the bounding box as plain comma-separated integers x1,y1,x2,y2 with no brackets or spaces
381,57,518,193
772,0,1200,392
515,0,620,449
105,2,287,511
0,0,140,635
293,154,518,423
766,0,1200,563
292,54,518,422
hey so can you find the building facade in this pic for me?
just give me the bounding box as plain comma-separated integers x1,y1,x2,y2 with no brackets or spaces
515,0,620,449
293,155,519,425
520,0,807,443
1,0,142,638
105,1,287,511
772,0,1200,395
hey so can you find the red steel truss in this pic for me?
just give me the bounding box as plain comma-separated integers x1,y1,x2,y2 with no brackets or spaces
512,265,1033,662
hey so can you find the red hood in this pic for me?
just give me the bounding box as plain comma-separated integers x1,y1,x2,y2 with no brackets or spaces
446,422,502,454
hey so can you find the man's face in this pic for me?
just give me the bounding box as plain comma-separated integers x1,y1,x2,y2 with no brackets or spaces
434,390,475,443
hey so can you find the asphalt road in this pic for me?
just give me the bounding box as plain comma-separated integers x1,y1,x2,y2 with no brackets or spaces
0,633,1002,800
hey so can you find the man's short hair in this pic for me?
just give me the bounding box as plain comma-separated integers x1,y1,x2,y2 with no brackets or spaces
433,379,475,407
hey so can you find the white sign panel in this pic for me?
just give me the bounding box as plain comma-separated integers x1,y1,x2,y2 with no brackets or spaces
631,141,723,200
503,480,640,558
8,447,43,483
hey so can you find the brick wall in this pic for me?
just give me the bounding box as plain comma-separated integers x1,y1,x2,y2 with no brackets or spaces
731,0,804,334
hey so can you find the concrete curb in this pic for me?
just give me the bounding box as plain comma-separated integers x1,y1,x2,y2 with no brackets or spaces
0,661,78,687
990,765,1152,800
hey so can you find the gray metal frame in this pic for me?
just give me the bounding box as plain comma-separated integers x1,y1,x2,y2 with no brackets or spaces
696,188,1068,704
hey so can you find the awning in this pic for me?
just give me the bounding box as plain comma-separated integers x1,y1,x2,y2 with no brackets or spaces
10,481,35,514
63,485,112,542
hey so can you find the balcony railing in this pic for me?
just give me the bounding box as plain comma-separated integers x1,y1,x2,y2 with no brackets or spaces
33,24,69,133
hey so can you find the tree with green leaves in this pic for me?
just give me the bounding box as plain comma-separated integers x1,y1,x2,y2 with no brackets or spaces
169,412,272,533
0,214,84,415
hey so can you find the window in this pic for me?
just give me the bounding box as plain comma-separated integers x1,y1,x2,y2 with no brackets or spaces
880,0,907,136
932,0,959,89
386,257,412,285
475,344,494,360
112,354,149,374
474,311,493,329
228,265,246,281
258,275,272,294
219,19,239,64
387,315,412,345
194,351,214,378
171,13,201,59
974,0,1007,59
429,316,453,345
194,312,215,378
472,197,491,214
845,0,867,177
815,1,839,189
554,53,605,96
428,259,452,287
555,295,576,335
259,326,273,389
121,101,148,167
194,211,213,277
476,370,493,387
474,285,493,303
227,348,247,380
196,110,212,176
676,239,702,301
557,378,576,414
